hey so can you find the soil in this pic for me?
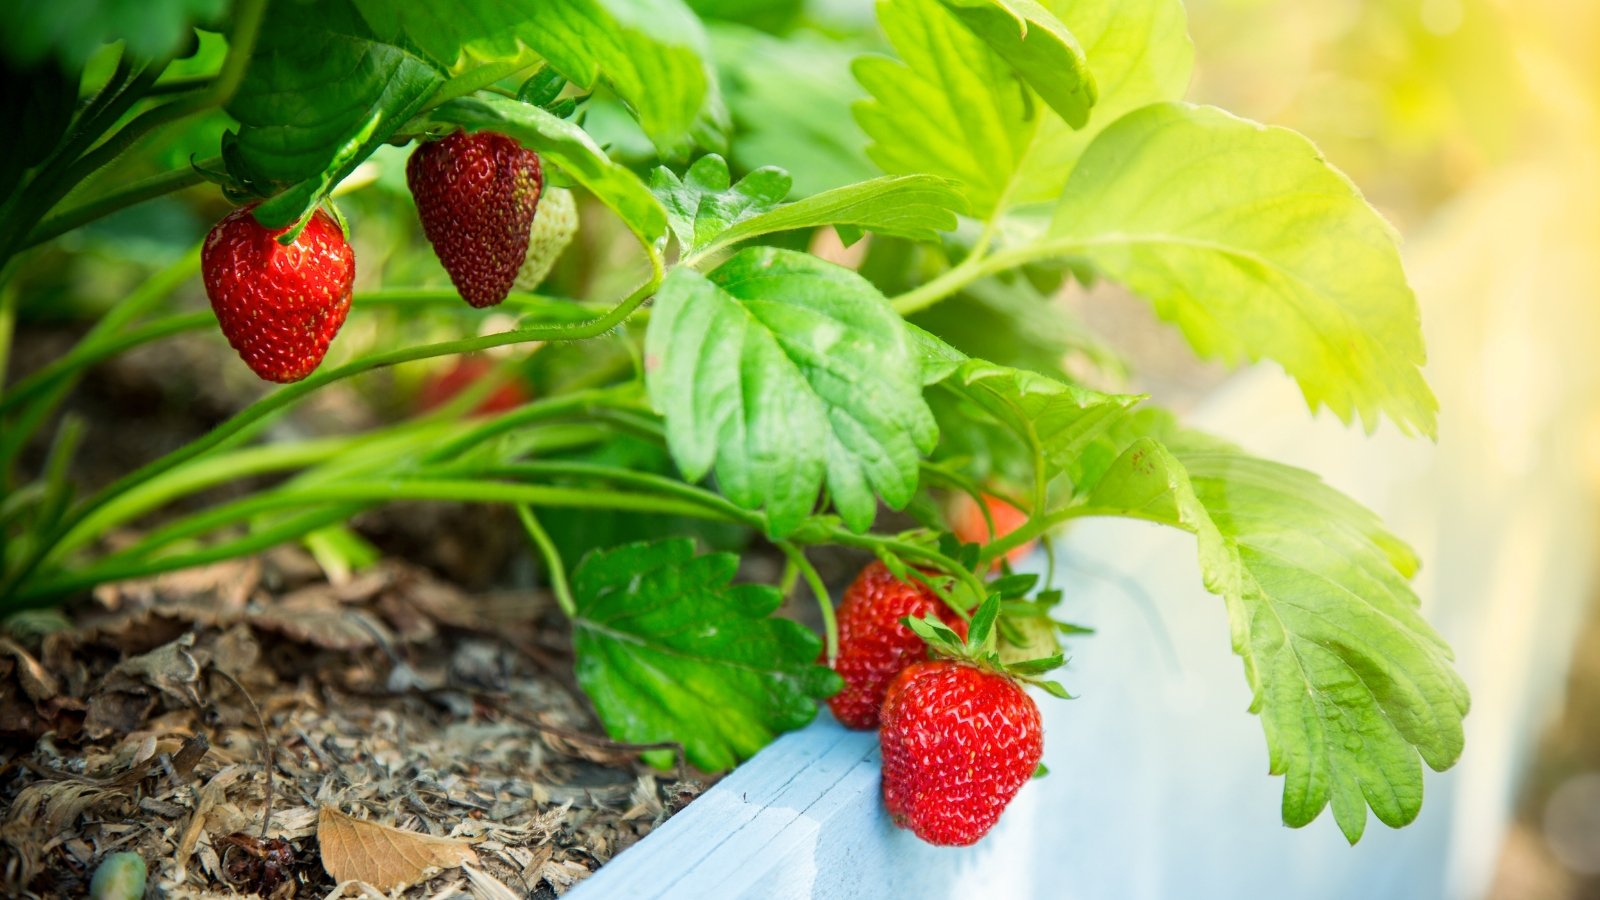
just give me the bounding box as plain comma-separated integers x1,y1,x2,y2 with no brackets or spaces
0,549,709,898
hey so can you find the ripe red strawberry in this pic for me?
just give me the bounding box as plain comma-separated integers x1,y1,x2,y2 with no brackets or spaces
407,130,543,308
202,205,355,383
828,562,968,730
879,660,1044,846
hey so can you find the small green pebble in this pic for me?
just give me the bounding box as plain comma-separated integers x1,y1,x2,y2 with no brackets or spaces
89,852,146,900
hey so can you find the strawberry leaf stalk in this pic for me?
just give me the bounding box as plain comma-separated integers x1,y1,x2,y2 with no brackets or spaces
879,592,1069,846
407,130,543,308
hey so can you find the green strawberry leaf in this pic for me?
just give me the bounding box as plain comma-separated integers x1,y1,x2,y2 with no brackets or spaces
1068,410,1468,843
1,0,224,69
571,539,840,772
1011,0,1193,203
936,0,1095,126
1052,102,1437,437
351,0,717,155
426,94,668,246
516,68,569,108
853,0,1039,217
944,358,1146,478
651,156,965,261
649,154,792,254
645,248,937,535
227,0,446,229
701,175,967,258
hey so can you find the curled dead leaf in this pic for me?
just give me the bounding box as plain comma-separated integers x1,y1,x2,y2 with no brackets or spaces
317,806,478,891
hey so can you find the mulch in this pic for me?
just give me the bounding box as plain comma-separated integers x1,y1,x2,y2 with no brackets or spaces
0,549,707,898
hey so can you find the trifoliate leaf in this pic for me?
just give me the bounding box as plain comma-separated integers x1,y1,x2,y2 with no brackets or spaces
649,154,792,254
853,0,1039,216
571,539,840,772
645,248,937,534
352,0,716,155
1052,103,1437,436
1069,410,1468,842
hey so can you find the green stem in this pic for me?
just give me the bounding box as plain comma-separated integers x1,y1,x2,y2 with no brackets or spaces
779,543,837,664
0,250,201,471
47,0,265,204
1,312,211,414
0,289,590,417
976,500,1136,564
3,266,661,598
475,461,762,527
0,270,17,399
516,505,575,618
890,239,1078,317
11,504,367,606
23,162,213,249
91,479,720,573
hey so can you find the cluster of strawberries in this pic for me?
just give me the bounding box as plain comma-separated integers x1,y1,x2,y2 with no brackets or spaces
829,562,1046,847
201,131,576,383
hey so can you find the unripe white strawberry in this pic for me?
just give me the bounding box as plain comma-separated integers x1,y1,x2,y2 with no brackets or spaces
514,185,577,292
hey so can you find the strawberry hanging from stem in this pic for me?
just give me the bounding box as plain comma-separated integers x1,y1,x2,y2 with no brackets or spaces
878,591,1070,846
202,204,355,384
407,130,544,308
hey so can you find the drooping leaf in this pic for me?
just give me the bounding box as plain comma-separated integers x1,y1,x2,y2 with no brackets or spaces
570,539,840,771
1052,103,1437,436
645,248,937,534
227,0,445,228
350,0,717,154
427,94,668,246
936,0,1096,126
0,0,224,69
1012,0,1193,202
853,0,1038,217
1068,411,1468,842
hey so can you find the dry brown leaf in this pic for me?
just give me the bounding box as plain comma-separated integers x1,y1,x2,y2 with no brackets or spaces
249,591,392,651
0,639,59,702
317,806,478,891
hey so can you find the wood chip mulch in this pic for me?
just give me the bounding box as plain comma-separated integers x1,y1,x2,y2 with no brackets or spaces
0,550,708,899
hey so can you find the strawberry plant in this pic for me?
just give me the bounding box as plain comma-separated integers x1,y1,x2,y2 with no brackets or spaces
1,0,1467,850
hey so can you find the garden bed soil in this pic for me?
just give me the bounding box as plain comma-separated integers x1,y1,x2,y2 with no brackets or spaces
0,548,708,898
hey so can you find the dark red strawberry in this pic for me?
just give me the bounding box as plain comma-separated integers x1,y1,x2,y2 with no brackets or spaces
407,130,543,308
202,205,355,383
828,562,968,730
879,660,1044,846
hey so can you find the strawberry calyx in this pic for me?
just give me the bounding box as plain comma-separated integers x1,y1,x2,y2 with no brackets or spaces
903,589,1074,700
